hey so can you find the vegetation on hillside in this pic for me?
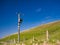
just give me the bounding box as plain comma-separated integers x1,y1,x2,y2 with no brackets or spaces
0,21,60,44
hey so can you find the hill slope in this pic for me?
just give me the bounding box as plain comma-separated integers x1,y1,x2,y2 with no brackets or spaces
0,21,60,43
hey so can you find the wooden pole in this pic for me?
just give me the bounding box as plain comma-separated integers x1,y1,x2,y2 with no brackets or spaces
18,13,20,43
46,30,49,41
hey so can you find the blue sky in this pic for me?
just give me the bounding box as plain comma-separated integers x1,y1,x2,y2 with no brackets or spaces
0,0,60,38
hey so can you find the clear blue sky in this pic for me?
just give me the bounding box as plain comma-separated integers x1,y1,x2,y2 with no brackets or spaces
0,0,60,38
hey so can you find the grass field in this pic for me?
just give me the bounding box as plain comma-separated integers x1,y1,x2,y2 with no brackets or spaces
0,21,60,45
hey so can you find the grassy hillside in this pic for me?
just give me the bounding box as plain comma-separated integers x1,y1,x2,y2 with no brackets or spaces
0,21,60,43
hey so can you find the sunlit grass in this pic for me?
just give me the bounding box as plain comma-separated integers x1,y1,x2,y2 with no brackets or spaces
0,21,60,45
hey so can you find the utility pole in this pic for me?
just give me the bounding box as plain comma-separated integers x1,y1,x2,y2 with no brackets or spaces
18,13,20,43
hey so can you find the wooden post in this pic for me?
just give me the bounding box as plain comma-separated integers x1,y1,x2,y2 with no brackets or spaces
14,38,16,43
46,30,49,41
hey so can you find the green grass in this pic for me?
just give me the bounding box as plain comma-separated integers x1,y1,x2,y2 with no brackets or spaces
0,21,60,44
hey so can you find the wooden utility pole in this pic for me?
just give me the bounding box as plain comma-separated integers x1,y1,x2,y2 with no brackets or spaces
18,13,20,43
